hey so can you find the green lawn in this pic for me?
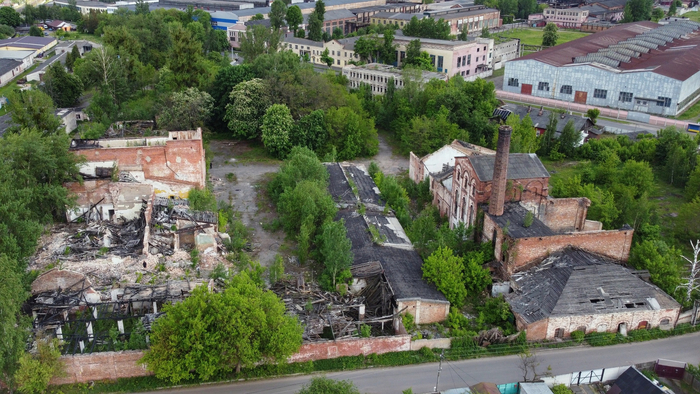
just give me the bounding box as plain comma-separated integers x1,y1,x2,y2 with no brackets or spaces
682,11,700,23
675,99,700,122
495,28,590,47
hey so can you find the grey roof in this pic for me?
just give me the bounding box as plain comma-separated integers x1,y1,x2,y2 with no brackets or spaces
507,248,681,324
424,7,499,19
371,12,420,20
486,203,555,239
282,36,324,48
30,50,69,74
0,59,22,76
0,36,56,49
344,164,382,205
468,153,549,182
338,209,446,302
519,383,554,394
336,36,361,51
609,367,666,394
325,163,356,204
303,8,356,23
236,0,387,17
497,104,593,134
0,113,15,137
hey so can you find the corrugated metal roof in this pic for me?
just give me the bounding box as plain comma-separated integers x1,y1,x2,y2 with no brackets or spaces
468,153,550,182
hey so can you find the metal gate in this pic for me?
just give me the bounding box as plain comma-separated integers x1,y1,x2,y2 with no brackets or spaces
571,369,605,385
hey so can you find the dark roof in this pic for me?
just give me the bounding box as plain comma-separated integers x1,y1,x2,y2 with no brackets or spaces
513,21,700,81
486,203,555,238
303,9,355,23
608,367,665,394
592,0,627,10
0,36,56,49
507,248,681,324
282,36,324,48
468,153,550,182
0,58,21,76
345,164,382,205
499,104,593,133
325,163,356,204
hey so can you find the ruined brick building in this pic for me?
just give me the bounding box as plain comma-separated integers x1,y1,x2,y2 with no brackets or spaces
410,126,681,340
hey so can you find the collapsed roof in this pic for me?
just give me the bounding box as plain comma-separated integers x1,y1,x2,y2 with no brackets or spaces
507,248,680,324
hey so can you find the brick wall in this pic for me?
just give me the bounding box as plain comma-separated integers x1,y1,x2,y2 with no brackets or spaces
431,177,452,217
511,228,634,271
397,299,450,325
522,307,681,341
411,338,452,350
52,351,151,385
542,197,590,232
289,335,411,363
409,152,423,183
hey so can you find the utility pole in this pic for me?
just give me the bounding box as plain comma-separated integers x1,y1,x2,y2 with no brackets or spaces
433,350,445,394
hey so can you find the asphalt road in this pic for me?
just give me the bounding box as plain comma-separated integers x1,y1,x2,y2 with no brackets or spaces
152,331,700,394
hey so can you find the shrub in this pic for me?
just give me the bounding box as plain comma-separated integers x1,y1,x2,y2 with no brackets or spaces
14,338,64,394
359,324,371,338
570,330,585,343
402,313,415,332
188,187,217,212
419,346,434,359
269,254,285,284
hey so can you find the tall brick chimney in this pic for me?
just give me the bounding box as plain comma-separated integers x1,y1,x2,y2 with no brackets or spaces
488,125,512,216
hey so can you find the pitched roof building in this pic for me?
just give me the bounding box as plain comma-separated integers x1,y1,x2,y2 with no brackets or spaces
326,163,450,325
503,20,700,116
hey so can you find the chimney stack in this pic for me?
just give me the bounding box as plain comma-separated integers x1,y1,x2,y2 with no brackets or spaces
489,125,512,217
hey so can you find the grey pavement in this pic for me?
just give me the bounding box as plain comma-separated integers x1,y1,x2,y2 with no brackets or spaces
150,331,700,394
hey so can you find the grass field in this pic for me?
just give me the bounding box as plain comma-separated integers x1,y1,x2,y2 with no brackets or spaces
676,100,700,122
682,11,700,23
494,28,590,47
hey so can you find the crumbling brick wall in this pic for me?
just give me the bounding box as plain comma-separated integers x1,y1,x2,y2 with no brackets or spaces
510,228,634,271
542,197,590,232
51,351,151,385
431,177,452,217
397,299,450,325
409,152,424,183
288,335,411,363
519,307,681,341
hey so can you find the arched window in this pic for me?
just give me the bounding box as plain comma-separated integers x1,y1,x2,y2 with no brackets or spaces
660,318,671,326
554,328,565,338
637,321,648,330
577,326,586,334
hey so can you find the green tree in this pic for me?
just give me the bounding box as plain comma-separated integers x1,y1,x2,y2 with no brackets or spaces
168,25,207,89
41,63,83,108
65,44,81,71
307,12,323,41
685,165,700,201
629,240,681,297
317,219,353,291
251,13,264,20
0,6,21,27
332,27,344,39
480,26,491,38
586,108,600,123
286,5,303,34
538,112,558,156
159,87,214,131
618,160,654,198
354,35,379,62
379,28,397,64
668,0,677,16
314,0,325,22
240,24,282,63
0,255,30,392
621,0,653,22
277,180,337,238
402,16,451,39
28,25,42,36
404,106,466,156
135,0,150,14
104,25,143,58
558,119,580,157
676,197,700,243
6,90,62,134
542,23,558,47
269,0,287,30
209,64,255,130
14,337,64,394
463,251,492,296
506,113,539,153
651,7,665,21
422,246,468,308
325,106,379,160
291,110,327,151
320,47,334,67
261,104,295,158
73,46,130,107
551,384,574,394
517,0,538,19
142,272,303,381
297,377,361,394
225,78,270,139
268,146,328,201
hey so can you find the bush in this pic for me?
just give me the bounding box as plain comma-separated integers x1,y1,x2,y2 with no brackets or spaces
402,313,416,332
570,330,585,343
187,187,217,212
14,338,64,394
359,324,371,338
551,384,573,394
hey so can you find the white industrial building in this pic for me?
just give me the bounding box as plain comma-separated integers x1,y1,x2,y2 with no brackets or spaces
502,20,700,116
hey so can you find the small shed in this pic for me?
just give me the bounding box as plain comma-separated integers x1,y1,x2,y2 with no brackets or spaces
519,382,554,394
655,359,686,380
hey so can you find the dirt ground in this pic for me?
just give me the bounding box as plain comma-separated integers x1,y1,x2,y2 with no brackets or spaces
207,135,408,268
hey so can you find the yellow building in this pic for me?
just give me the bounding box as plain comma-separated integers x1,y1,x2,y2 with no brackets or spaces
0,36,57,56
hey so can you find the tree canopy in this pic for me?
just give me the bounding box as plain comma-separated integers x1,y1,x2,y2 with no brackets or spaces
142,272,303,382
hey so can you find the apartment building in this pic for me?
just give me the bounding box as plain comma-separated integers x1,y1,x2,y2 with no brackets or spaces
342,63,447,94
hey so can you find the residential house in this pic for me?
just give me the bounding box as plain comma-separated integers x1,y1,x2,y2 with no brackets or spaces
493,104,601,141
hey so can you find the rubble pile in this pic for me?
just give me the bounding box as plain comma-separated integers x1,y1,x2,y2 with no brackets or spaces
272,279,367,341
63,208,146,260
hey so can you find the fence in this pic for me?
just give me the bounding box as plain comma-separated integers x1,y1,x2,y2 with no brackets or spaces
683,370,700,391
495,90,691,130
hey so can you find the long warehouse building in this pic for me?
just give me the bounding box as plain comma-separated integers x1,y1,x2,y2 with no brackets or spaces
502,20,700,116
